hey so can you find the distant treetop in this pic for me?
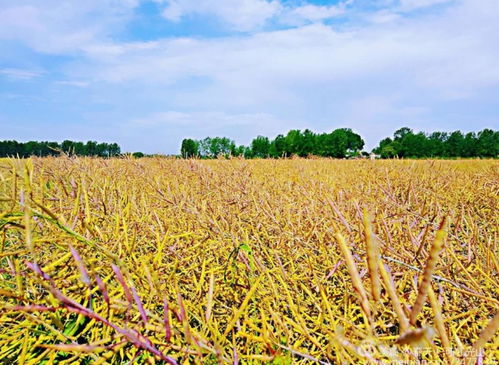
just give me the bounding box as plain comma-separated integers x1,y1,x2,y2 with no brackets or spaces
0,140,121,158
182,128,365,159
181,127,498,159
2,126,497,159
373,127,498,158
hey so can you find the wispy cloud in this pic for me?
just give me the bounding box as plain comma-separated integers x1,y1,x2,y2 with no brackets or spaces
72,4,499,99
398,0,455,11
54,80,90,87
158,0,355,31
0,68,43,80
160,0,282,31
0,1,140,53
280,0,353,25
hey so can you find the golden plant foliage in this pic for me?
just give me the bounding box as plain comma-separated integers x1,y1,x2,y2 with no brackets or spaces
409,217,448,326
0,157,498,364
362,209,381,305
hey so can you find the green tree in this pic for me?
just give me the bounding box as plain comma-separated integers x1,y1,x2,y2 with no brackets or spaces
180,138,199,158
461,132,477,157
233,145,247,157
73,142,86,156
428,132,447,157
108,143,121,157
283,130,303,156
402,132,429,157
328,129,349,157
394,127,413,141
61,140,74,155
300,129,316,156
269,135,287,158
198,137,235,158
85,141,98,156
476,129,499,157
96,143,109,157
373,137,398,158
250,136,270,158
445,131,465,157
23,141,41,157
344,128,365,156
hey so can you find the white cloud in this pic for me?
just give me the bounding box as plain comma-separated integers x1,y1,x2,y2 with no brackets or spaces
365,10,403,24
73,0,499,100
0,68,42,80
158,0,355,30
288,4,344,21
399,0,454,11
0,1,140,53
54,80,90,87
161,0,282,31
280,0,353,25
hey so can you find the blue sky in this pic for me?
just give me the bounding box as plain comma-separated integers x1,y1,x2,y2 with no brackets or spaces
1,0,498,153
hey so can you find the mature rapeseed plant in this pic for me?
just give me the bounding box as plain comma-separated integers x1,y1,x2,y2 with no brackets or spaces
0,157,497,364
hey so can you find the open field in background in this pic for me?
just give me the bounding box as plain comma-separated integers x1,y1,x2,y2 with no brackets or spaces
0,158,498,364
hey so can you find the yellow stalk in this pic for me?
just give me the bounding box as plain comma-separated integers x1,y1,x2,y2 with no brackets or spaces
466,311,499,365
363,209,381,303
378,261,409,332
205,272,215,323
427,286,456,364
335,233,372,326
410,217,447,325
223,274,264,336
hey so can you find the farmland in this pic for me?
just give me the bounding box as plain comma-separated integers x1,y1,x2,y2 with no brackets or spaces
0,157,498,364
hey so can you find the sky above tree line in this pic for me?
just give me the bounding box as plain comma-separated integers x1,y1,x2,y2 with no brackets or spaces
1,0,498,154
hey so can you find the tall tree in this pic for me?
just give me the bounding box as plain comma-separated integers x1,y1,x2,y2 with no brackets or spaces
269,134,287,158
373,127,498,158
0,140,122,157
181,139,199,158
198,137,235,158
250,136,270,158
445,131,465,157
477,129,499,157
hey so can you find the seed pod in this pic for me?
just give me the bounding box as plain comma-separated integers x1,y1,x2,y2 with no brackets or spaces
428,286,455,363
363,209,381,303
335,233,372,324
112,264,133,305
379,261,409,332
410,217,447,325
466,311,499,365
69,245,91,287
163,298,172,343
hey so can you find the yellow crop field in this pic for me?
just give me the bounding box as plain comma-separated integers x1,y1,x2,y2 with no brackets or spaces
0,157,497,364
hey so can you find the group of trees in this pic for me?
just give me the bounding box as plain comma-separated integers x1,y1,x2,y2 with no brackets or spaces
181,128,365,159
182,127,498,159
181,137,237,158
0,140,121,158
181,137,240,158
2,127,497,159
373,128,498,158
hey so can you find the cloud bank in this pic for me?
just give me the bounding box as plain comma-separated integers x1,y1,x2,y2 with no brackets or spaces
0,0,498,153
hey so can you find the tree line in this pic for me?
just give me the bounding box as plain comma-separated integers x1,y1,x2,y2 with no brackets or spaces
0,140,121,158
1,127,497,159
181,127,498,159
181,128,365,158
373,128,498,158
